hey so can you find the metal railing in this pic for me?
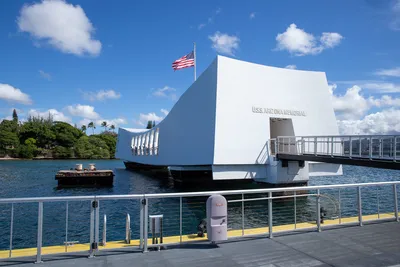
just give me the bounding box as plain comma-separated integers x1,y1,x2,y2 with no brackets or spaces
0,181,399,263
275,135,400,161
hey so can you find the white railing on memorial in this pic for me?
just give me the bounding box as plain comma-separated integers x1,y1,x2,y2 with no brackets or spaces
274,135,400,161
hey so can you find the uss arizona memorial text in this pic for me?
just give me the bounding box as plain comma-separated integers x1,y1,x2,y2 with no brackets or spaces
252,107,307,116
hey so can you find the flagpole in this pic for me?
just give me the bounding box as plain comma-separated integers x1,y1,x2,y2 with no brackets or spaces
194,42,197,81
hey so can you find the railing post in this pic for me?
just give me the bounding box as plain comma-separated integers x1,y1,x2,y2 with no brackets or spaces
35,202,43,264
369,137,373,159
179,197,182,243
331,137,334,157
241,194,245,236
358,187,363,226
394,184,399,222
268,192,273,238
394,137,397,162
316,189,321,232
143,198,148,253
314,137,317,155
125,214,131,244
379,138,382,158
9,203,14,258
349,137,352,158
301,137,305,154
359,138,362,157
294,192,297,229
89,199,99,258
338,189,342,224
65,202,68,252
139,198,144,249
102,215,107,246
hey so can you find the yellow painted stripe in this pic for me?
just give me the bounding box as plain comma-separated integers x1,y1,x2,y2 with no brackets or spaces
0,212,395,259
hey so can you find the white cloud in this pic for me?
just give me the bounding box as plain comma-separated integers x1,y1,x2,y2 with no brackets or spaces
329,85,370,120
197,8,221,30
368,95,400,107
209,32,240,56
17,0,101,56
361,82,400,93
83,89,121,101
285,64,297,69
198,23,206,30
390,0,400,30
160,109,169,116
39,70,51,80
135,112,164,126
152,86,177,101
0,83,32,105
375,67,400,77
275,24,343,56
336,80,400,93
249,12,256,19
28,108,71,123
0,116,12,122
66,104,100,119
338,109,400,135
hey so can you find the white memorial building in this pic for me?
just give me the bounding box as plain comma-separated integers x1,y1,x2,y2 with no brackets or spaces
116,56,342,185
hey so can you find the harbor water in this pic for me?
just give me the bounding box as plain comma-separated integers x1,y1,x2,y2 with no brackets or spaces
0,159,399,250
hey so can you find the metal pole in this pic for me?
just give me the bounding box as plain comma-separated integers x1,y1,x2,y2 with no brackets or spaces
331,137,334,157
294,192,297,229
358,187,363,226
394,137,397,162
139,199,144,249
179,197,182,243
377,187,380,219
102,215,107,247
394,184,399,222
349,137,352,158
194,42,197,81
338,189,342,224
89,200,95,258
95,201,100,253
143,198,148,253
314,137,317,155
36,202,43,264
316,189,321,232
268,192,273,238
65,202,68,253
369,137,372,159
241,194,245,236
359,138,362,157
9,203,14,258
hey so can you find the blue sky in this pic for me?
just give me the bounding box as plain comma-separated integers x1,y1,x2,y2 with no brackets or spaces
0,0,400,134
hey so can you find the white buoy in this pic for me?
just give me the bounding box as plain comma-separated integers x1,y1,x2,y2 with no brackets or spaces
89,164,96,171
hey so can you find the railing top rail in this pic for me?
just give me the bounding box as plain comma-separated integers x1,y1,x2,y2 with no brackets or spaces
276,135,400,139
1,181,400,203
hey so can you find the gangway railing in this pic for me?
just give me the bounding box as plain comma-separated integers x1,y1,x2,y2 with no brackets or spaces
273,135,400,162
0,182,400,263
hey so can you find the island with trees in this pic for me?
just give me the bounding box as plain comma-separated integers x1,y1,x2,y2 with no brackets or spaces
0,109,118,159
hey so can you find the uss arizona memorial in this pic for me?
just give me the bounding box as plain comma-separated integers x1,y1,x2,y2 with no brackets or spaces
116,55,343,185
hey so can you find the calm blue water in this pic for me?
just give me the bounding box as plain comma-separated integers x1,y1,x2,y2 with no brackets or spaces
0,160,399,250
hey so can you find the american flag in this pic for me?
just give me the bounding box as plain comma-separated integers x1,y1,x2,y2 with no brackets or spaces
172,51,195,71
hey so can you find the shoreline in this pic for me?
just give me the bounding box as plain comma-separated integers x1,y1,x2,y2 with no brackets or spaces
0,157,119,161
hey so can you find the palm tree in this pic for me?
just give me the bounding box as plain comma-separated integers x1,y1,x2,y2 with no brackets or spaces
110,125,115,132
88,122,95,135
81,125,87,133
101,121,108,132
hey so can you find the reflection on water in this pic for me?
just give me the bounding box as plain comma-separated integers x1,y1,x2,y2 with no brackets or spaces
0,159,399,249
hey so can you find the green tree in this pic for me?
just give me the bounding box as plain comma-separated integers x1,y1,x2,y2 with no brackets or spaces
18,138,38,159
101,121,108,132
81,125,87,133
109,125,115,132
53,146,73,158
19,116,55,148
12,109,18,123
96,133,117,158
52,122,83,147
146,120,152,129
0,130,19,150
88,122,96,135
75,135,110,159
